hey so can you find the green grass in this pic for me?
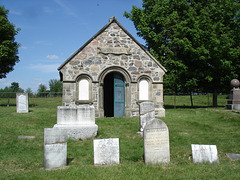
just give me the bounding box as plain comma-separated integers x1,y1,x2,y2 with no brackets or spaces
0,96,239,179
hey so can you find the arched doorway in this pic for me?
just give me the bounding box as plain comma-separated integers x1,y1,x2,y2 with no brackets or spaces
104,72,125,117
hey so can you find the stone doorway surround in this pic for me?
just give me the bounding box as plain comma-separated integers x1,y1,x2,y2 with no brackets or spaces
98,66,131,117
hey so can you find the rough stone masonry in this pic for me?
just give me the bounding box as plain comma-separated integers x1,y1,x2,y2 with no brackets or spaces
58,17,167,117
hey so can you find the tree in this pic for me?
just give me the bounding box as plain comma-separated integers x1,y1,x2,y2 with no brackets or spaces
37,84,47,97
0,6,20,79
10,82,19,92
9,82,24,92
25,88,33,97
49,79,62,96
125,0,240,107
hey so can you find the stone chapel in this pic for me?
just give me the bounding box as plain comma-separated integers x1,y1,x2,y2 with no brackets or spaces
58,17,167,118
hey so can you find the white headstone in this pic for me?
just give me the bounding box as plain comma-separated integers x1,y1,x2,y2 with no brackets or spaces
191,144,219,163
144,118,170,164
139,101,155,132
54,105,98,140
57,105,95,125
44,128,67,170
16,93,28,113
94,138,119,166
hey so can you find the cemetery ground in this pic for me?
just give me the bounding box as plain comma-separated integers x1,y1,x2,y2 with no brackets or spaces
0,95,239,179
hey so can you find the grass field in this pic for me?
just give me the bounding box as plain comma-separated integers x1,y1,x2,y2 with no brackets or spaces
0,96,239,179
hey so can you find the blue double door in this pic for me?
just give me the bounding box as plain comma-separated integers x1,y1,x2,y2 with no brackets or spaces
104,72,125,117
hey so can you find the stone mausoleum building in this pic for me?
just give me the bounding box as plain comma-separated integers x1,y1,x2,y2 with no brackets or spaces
58,17,167,118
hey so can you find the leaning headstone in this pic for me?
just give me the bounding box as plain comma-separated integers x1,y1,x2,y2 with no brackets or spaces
16,93,28,113
44,128,67,170
143,118,170,164
226,153,240,160
53,105,98,140
191,144,219,163
94,138,119,166
139,101,155,132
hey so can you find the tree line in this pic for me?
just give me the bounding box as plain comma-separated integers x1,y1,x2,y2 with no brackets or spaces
0,79,62,98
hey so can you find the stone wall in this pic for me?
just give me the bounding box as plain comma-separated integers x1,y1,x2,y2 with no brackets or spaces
59,20,166,117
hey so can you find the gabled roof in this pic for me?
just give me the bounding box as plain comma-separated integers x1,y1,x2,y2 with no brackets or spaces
58,17,167,72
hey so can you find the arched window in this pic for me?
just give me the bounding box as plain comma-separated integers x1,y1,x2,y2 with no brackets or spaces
139,79,149,100
76,75,92,103
78,78,89,100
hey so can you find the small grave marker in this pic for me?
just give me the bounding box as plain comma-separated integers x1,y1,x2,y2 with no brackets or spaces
191,144,219,163
226,153,240,161
143,118,170,164
44,128,67,170
18,136,35,139
16,93,28,113
94,138,119,166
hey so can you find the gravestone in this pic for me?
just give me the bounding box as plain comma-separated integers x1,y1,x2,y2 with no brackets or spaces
226,79,240,110
53,105,98,140
44,128,67,170
191,144,219,163
143,118,170,164
18,136,35,139
94,138,119,166
139,101,155,132
226,153,240,160
16,93,28,113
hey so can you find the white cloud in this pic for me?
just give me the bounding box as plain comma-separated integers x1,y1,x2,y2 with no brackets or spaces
21,45,28,50
47,55,59,60
54,0,77,17
10,10,22,16
28,63,60,73
35,40,52,46
43,7,54,14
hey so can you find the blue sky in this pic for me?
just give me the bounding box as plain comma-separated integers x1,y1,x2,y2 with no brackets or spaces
0,0,144,92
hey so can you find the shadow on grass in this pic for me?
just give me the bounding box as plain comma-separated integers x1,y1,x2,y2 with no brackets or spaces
164,105,225,109
0,104,36,107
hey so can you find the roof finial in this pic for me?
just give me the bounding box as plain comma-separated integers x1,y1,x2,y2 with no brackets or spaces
109,17,118,22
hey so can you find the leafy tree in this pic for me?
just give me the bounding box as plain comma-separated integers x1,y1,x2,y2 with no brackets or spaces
10,82,19,92
37,84,47,97
125,0,240,106
0,6,20,79
49,79,62,96
25,88,33,97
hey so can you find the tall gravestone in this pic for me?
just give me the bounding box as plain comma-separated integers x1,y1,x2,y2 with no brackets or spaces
143,118,170,164
44,128,67,170
53,105,98,140
191,144,219,163
139,101,155,132
94,138,119,166
226,79,240,110
16,93,28,113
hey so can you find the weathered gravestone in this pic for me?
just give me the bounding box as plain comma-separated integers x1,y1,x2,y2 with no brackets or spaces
94,138,119,166
143,118,170,164
53,105,98,140
44,128,67,170
16,93,28,113
226,79,240,110
191,144,219,164
139,101,155,132
226,153,240,160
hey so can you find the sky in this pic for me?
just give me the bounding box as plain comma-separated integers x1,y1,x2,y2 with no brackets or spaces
0,0,145,92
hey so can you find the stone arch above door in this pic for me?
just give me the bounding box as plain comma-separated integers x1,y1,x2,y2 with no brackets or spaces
98,66,132,85
97,66,132,115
